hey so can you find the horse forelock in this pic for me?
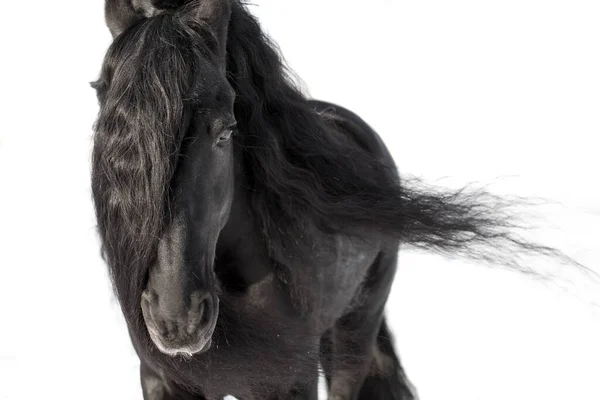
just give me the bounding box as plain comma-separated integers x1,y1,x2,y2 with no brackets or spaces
91,16,200,320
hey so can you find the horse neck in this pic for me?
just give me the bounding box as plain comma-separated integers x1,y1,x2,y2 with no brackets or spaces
216,160,273,286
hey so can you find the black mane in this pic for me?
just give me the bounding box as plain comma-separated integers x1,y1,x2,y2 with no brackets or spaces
224,3,577,267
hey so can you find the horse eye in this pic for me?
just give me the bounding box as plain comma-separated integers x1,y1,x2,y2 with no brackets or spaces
218,129,234,143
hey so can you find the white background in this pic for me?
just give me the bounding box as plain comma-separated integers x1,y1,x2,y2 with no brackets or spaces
1,1,599,399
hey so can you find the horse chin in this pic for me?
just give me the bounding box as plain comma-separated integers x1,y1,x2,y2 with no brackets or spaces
147,327,213,358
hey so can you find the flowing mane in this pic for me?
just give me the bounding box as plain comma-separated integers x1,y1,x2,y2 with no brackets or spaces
224,3,575,267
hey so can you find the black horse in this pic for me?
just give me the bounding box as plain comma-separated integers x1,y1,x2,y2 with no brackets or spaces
91,1,572,399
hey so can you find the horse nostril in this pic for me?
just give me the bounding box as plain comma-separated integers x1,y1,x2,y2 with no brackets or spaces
199,296,213,327
187,292,215,335
141,290,166,335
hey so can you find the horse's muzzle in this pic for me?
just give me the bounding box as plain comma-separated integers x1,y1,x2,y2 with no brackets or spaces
140,289,218,356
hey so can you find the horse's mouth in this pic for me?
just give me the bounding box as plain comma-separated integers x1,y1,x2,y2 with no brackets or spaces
147,324,214,357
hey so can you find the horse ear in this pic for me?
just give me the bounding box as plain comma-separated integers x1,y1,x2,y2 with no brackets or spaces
104,0,232,52
180,0,232,56
105,0,162,38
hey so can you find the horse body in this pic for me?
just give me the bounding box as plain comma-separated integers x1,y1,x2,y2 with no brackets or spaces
132,102,405,399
